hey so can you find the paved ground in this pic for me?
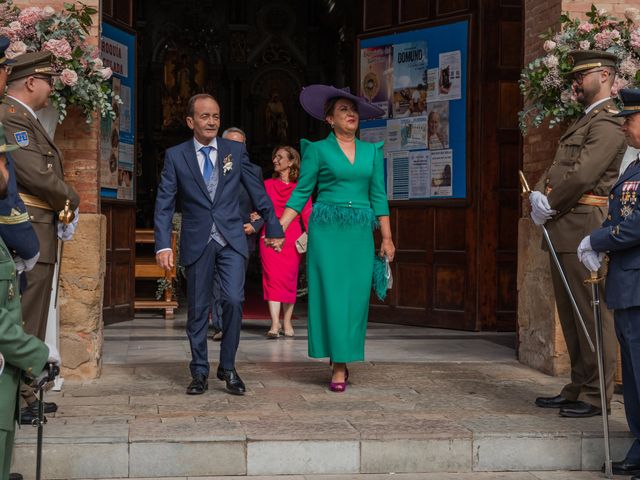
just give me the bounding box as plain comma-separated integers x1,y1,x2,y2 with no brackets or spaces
12,312,633,479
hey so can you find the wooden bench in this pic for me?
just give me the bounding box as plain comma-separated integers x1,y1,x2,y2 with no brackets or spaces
134,228,178,318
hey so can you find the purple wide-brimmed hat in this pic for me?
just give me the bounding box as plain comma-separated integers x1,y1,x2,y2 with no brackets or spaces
299,84,385,121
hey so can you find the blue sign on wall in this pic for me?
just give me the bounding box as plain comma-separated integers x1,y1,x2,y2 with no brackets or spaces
100,23,136,201
359,21,468,200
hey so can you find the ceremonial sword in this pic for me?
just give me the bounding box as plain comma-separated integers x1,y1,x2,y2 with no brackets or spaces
519,170,595,352
586,270,612,478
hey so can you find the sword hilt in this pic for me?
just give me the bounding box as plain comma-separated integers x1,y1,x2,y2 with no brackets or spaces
584,270,604,284
58,199,75,225
518,170,531,197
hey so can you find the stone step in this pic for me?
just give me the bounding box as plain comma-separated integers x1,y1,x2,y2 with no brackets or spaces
12,422,634,479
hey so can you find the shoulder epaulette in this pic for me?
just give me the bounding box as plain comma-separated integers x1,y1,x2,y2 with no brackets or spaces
604,106,619,114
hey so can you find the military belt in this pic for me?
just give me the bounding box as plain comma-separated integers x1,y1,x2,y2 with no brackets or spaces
545,187,608,207
19,193,53,211
577,193,608,207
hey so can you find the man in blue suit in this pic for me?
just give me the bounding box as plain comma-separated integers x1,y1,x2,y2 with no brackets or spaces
155,94,284,396
578,88,640,478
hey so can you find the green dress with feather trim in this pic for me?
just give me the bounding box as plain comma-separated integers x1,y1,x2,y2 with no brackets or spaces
286,132,389,362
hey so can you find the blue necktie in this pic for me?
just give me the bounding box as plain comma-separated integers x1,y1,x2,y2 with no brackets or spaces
201,146,214,184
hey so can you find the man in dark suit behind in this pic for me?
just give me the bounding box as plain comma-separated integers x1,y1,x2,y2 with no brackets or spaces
209,127,264,341
154,94,283,396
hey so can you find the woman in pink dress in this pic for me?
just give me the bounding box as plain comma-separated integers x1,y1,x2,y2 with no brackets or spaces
260,146,312,338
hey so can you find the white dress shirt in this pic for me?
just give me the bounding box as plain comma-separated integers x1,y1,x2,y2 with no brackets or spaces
193,137,218,173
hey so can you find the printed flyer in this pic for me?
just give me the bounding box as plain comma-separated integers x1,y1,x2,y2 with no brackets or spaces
392,41,428,118
360,45,393,118
431,149,453,197
409,150,431,198
438,51,462,101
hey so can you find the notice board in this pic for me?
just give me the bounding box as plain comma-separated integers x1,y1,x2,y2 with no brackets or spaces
358,20,468,200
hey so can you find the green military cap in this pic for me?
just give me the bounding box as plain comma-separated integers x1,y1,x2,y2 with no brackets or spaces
0,122,18,153
8,51,59,82
568,50,618,74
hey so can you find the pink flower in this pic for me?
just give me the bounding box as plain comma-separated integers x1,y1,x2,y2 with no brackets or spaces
579,40,591,50
577,22,594,33
93,57,103,70
611,77,629,97
594,30,620,49
42,6,56,18
99,67,112,80
3,21,23,41
543,40,556,52
43,38,72,60
59,68,78,87
619,56,640,78
17,7,43,26
5,41,27,59
631,29,640,49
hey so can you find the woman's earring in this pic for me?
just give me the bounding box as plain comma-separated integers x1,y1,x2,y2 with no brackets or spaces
330,123,335,129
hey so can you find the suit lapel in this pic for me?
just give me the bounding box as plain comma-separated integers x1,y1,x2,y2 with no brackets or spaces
212,139,226,205
182,142,211,202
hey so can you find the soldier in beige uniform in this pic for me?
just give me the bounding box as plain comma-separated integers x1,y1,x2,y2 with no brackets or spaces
532,51,626,417
0,52,79,424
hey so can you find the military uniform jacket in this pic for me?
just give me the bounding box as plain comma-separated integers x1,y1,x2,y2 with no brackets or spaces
0,98,79,264
534,99,626,253
591,158,640,310
0,236,48,432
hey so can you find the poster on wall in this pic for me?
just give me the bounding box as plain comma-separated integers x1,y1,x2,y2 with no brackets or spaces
359,20,468,200
100,23,135,201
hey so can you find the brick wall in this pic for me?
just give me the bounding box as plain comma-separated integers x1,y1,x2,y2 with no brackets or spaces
14,0,101,214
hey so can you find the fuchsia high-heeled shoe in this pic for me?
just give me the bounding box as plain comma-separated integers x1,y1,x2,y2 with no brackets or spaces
329,366,349,392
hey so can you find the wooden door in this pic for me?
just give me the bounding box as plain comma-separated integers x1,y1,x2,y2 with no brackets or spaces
102,202,135,324
362,0,523,331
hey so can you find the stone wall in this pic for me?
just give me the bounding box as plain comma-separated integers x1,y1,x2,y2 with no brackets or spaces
14,0,104,379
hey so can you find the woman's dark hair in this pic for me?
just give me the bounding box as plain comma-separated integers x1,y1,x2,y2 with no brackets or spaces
323,96,358,122
271,145,301,182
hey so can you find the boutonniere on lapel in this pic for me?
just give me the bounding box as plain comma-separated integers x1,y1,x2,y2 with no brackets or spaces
222,154,233,175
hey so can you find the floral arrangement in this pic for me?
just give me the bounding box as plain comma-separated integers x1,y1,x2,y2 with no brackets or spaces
519,5,640,134
0,1,117,123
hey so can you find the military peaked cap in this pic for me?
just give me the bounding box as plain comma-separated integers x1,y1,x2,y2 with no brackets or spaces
568,50,618,74
614,88,640,117
8,51,59,81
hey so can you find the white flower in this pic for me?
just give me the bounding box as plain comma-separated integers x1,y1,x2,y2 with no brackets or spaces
579,40,591,50
93,57,103,70
543,55,559,68
598,8,607,16
5,41,27,59
543,40,556,52
42,6,55,18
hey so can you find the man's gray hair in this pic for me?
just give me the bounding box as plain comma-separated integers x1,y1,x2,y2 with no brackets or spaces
222,127,247,141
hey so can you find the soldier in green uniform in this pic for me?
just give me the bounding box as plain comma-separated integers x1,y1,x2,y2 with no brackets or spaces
0,51,79,424
531,51,627,417
0,124,59,480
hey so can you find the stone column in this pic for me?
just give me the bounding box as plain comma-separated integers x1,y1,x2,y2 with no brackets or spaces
518,0,635,375
15,0,104,380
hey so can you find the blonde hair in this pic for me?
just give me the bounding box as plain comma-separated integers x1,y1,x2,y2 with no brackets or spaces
271,145,301,182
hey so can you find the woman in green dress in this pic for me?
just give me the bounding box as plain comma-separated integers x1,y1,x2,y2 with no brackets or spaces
276,85,395,392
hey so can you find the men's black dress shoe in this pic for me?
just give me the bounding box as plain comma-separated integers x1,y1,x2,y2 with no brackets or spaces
559,401,604,418
535,394,575,408
216,367,246,395
186,374,208,395
19,401,54,425
10,473,24,480
608,459,640,475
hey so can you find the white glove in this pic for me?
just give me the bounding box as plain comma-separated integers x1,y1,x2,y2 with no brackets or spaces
0,352,4,376
577,236,592,262
581,250,604,272
530,209,548,226
14,252,39,274
529,191,556,225
46,342,61,366
57,208,79,241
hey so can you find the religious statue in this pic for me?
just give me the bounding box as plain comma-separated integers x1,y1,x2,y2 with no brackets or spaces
265,91,288,143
